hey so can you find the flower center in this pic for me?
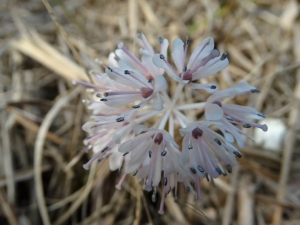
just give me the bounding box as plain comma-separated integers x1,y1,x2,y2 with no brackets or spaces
192,127,203,139
141,87,154,98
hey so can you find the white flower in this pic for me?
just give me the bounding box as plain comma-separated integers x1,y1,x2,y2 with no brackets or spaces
152,37,228,92
204,82,268,147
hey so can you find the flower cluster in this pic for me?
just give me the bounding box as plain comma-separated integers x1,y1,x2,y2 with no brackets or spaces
73,33,268,214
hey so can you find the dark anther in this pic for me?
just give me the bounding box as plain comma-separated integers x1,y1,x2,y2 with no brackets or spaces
167,187,171,195
107,67,113,72
123,152,129,156
124,70,130,75
227,164,232,173
233,151,242,158
161,150,167,156
148,79,153,83
158,36,163,44
251,89,261,94
183,65,187,72
197,165,204,172
133,170,138,176
185,186,190,193
101,146,109,153
100,99,107,101
116,117,124,122
258,113,266,118
159,54,165,59
96,93,101,98
148,150,152,158
205,173,210,182
216,167,222,175
243,124,251,128
210,85,217,89
188,144,193,150
132,105,140,109
186,36,190,45
98,158,102,163
226,116,234,121
85,136,92,140
190,167,197,174
214,138,222,146
220,53,228,60
163,177,168,186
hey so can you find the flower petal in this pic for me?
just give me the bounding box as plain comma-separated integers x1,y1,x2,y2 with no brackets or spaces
118,132,153,153
192,56,229,81
205,103,224,121
153,93,163,111
187,37,214,69
187,83,218,93
133,125,149,134
172,38,184,72
154,75,168,92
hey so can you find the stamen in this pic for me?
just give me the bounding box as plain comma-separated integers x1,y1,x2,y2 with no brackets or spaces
100,99,107,101
190,167,197,174
132,105,140,109
233,151,242,158
148,150,152,158
118,42,151,77
161,150,167,156
197,165,204,172
220,52,228,60
205,173,209,182
123,152,129,156
133,170,138,176
214,138,222,146
163,177,168,186
251,89,261,94
210,85,217,89
185,186,190,193
243,124,252,128
158,36,163,44
116,117,125,122
227,164,232,173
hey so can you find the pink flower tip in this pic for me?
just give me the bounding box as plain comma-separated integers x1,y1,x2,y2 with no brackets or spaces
115,184,122,190
118,42,124,49
158,210,164,215
82,164,89,170
144,185,152,192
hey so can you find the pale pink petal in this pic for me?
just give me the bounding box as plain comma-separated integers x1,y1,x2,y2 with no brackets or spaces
160,38,169,59
192,56,229,81
187,83,218,93
109,151,123,171
137,33,154,54
118,132,153,153
133,125,149,134
153,93,163,111
113,124,134,144
108,52,119,67
154,75,168,92
179,124,197,136
205,103,224,121
140,49,161,77
104,94,141,107
172,38,184,72
208,82,256,102
187,37,214,69
105,67,144,89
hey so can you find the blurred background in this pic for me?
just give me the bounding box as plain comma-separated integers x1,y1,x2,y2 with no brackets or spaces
1,0,300,224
